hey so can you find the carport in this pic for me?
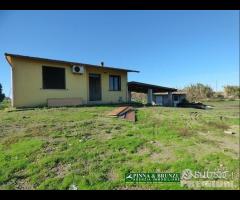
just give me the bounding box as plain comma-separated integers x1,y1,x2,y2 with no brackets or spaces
128,81,177,106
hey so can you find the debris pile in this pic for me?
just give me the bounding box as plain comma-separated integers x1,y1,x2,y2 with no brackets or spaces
178,101,213,109
224,130,236,135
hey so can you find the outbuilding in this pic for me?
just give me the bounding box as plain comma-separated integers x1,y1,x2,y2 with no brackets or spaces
154,91,187,107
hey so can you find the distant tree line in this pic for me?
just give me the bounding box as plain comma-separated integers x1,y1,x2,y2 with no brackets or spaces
183,83,214,102
183,83,240,102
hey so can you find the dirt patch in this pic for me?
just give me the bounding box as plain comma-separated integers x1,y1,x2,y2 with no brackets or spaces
150,151,175,163
42,145,55,154
149,145,176,163
137,146,151,155
12,170,34,190
51,162,72,178
15,179,34,190
96,133,113,141
218,140,239,157
224,125,240,135
107,169,119,181
207,121,229,130
149,140,164,148
197,130,239,159
187,142,219,159
178,127,194,137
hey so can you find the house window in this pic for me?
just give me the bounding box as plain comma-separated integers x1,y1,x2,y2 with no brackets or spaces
109,75,121,91
42,66,66,89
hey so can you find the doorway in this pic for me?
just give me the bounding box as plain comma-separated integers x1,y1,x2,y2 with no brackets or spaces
89,73,102,101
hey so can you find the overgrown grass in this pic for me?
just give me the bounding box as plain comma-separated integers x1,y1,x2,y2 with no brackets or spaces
0,100,239,190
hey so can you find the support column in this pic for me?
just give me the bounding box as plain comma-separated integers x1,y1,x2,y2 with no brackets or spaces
128,90,132,103
147,89,153,105
168,91,173,107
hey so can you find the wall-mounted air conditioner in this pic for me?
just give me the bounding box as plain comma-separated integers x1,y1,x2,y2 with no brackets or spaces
72,65,84,74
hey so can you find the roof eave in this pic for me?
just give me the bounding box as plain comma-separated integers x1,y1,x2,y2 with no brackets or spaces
4,53,139,73
128,81,177,92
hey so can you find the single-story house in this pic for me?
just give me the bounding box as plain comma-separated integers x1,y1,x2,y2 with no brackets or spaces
153,91,186,107
5,53,139,107
5,53,180,108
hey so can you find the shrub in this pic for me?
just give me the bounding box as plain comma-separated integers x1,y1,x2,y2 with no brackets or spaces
0,99,11,110
223,85,240,99
183,83,214,102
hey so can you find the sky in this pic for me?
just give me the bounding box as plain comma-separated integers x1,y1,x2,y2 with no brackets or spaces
0,10,239,96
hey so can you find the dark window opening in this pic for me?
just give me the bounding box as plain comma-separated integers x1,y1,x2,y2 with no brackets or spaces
42,66,66,89
173,95,179,101
109,75,121,91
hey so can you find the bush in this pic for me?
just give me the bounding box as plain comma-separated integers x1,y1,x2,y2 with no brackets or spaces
183,83,214,102
0,99,11,110
223,85,240,99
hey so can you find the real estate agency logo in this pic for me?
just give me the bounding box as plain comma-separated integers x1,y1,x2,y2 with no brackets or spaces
180,168,237,189
125,173,181,183
124,168,237,189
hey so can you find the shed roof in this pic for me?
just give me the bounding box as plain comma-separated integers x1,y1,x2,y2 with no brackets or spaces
5,53,139,73
128,81,177,93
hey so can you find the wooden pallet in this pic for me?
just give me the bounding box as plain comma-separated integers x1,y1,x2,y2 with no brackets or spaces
108,106,136,122
120,110,136,122
107,106,130,116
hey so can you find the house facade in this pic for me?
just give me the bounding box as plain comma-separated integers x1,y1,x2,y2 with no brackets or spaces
5,53,139,107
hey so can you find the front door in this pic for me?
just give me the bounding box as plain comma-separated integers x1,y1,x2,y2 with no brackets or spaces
89,73,101,101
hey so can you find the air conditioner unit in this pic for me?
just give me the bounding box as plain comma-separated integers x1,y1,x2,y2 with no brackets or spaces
72,65,84,74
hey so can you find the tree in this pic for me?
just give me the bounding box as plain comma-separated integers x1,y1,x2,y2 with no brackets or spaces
223,85,240,99
183,83,214,102
0,83,5,102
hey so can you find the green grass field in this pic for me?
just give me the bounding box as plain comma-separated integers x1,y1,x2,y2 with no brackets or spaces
0,100,239,190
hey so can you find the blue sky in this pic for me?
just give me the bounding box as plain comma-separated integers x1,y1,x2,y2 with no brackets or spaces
0,10,239,96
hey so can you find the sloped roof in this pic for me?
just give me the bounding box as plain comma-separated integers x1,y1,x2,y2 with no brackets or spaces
5,53,139,73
